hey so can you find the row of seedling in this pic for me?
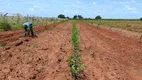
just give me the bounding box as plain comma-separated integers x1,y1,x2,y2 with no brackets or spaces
67,21,83,80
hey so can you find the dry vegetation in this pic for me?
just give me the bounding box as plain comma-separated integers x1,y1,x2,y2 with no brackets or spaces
84,20,142,33
0,13,59,31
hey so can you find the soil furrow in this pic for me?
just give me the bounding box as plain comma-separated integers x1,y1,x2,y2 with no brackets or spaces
0,22,72,80
77,22,142,80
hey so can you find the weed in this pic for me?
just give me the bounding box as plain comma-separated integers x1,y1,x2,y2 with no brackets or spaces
126,24,131,27
0,44,4,48
33,43,38,48
47,27,53,30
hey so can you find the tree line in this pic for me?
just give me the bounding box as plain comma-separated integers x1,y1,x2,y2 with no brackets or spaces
58,14,102,20
58,14,142,21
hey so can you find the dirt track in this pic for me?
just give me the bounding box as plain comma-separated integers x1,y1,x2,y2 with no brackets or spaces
77,22,142,80
0,21,142,80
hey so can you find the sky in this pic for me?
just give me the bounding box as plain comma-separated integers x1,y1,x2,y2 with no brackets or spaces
0,0,142,19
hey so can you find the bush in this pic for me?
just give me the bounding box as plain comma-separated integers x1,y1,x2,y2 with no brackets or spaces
73,15,78,19
11,23,22,30
78,15,83,19
58,14,65,18
0,22,12,31
95,15,102,20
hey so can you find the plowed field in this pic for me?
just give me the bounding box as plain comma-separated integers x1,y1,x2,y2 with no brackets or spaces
0,22,142,80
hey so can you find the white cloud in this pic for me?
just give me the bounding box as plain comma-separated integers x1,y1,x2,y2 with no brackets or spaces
71,4,83,8
40,8,45,11
64,10,68,13
7,3,11,6
29,5,47,12
33,5,40,8
125,5,138,14
29,8,34,11
119,1,130,4
128,7,136,10
112,1,130,4
112,0,136,4
125,5,136,10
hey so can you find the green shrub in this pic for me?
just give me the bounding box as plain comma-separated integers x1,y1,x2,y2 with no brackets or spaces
11,23,22,30
0,22,12,31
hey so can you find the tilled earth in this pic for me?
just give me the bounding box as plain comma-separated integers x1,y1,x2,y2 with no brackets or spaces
0,22,72,80
77,22,142,80
0,22,142,80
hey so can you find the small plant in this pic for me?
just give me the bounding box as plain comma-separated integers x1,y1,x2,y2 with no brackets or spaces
0,44,4,48
47,27,53,30
126,24,131,27
26,27,30,36
67,56,84,74
33,43,38,48
67,21,84,80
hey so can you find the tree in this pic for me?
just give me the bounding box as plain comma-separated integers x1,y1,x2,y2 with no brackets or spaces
66,16,70,19
78,15,83,19
140,18,142,21
95,15,102,20
58,14,65,18
73,15,78,19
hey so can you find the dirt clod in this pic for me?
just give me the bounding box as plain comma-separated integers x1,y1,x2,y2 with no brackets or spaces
24,38,29,42
4,46,10,50
15,40,23,46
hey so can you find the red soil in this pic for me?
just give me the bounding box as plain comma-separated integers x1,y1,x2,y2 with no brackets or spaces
0,22,72,80
0,23,59,46
77,22,142,80
0,21,142,80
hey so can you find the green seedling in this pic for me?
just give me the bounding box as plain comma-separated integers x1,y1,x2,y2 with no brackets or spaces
0,44,4,48
25,27,30,36
67,21,84,79
47,27,53,30
67,56,84,76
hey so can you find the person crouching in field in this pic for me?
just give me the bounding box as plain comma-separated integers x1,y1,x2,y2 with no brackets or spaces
23,22,36,37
